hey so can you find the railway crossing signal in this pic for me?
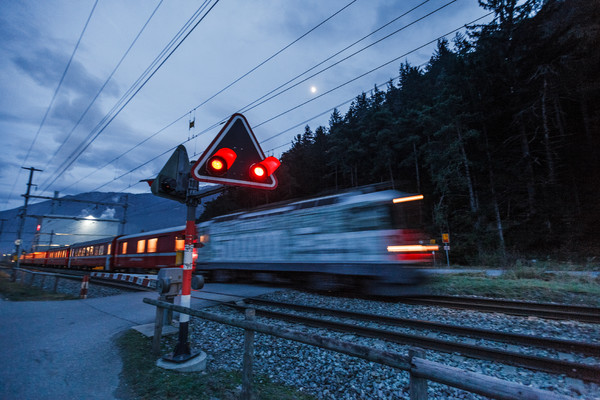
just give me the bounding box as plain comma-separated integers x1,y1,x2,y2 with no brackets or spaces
146,113,281,367
150,145,190,203
191,113,280,190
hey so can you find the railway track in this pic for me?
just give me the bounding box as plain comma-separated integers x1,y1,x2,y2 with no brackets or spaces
396,295,600,323
227,297,600,383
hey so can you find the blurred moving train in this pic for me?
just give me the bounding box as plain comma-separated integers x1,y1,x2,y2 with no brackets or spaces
20,187,438,294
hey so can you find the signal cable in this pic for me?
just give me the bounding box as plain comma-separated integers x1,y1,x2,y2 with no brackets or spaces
42,0,219,193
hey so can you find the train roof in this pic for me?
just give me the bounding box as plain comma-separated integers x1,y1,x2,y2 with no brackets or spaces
118,225,186,240
206,188,418,223
65,236,116,248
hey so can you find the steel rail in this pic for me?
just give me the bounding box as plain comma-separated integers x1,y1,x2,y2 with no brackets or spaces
231,303,600,383
408,295,600,314
244,298,600,356
397,296,600,323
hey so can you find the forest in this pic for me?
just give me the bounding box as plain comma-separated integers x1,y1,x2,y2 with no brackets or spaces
200,0,600,265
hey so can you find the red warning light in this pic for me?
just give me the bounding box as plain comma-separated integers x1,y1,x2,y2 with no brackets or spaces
206,148,237,176
249,156,280,182
36,224,41,232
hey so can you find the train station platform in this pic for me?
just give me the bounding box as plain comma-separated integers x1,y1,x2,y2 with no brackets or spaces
0,284,282,400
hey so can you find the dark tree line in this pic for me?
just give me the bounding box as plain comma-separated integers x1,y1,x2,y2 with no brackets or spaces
201,0,600,265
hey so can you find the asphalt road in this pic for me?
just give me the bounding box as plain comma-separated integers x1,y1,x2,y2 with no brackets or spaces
0,284,281,400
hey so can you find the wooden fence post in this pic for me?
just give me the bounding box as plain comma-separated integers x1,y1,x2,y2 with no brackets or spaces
241,308,256,400
409,348,428,400
153,296,167,355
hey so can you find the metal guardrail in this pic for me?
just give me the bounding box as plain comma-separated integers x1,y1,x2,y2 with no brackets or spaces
144,298,575,400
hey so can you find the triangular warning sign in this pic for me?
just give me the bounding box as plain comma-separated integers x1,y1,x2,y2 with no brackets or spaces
191,113,278,189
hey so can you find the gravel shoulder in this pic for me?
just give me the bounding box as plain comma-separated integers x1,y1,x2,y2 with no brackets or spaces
186,289,600,400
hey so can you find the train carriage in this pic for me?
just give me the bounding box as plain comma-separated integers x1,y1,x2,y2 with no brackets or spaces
46,247,70,267
196,189,437,293
113,226,185,271
20,251,47,266
68,237,115,270
18,186,436,295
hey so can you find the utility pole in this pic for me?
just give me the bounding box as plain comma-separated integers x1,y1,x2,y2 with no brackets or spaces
13,167,42,278
119,194,128,235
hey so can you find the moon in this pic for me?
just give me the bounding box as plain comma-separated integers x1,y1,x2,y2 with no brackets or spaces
310,86,317,94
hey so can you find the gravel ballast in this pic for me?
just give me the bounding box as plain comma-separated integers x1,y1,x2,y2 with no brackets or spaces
188,289,600,400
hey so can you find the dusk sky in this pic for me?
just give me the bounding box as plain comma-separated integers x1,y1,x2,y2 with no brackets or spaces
0,0,490,212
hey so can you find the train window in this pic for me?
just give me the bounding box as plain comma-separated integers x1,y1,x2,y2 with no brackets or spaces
147,238,157,253
175,237,185,251
107,244,111,255
346,206,386,231
121,242,128,255
137,240,146,253
390,202,422,229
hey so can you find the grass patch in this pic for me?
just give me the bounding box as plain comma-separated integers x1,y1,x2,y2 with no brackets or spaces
117,330,315,400
425,271,600,306
0,270,77,301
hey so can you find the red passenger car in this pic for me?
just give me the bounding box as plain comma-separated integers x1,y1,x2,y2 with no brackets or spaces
45,247,70,268
20,251,47,266
68,237,116,270
113,226,185,271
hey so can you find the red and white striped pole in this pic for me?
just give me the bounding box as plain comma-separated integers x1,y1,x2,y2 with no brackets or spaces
170,202,197,361
79,275,90,299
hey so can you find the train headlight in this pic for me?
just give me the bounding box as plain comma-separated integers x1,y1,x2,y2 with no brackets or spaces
387,245,439,252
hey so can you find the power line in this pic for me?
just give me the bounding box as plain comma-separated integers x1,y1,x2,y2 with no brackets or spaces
242,0,459,119
238,0,434,115
42,0,220,193
5,1,98,211
100,12,493,194
43,0,165,171
60,0,359,193
253,12,492,131
60,0,440,193
187,0,359,115
42,0,215,192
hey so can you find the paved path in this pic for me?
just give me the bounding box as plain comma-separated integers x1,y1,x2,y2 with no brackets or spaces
0,284,281,400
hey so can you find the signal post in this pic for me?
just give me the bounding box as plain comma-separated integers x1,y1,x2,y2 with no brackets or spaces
149,113,280,370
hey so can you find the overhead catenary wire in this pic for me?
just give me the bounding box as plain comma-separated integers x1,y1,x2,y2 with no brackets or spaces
237,0,436,115
41,0,215,192
41,0,220,193
185,0,359,116
60,0,360,193
62,0,452,193
243,0,459,121
98,12,493,194
43,0,165,171
5,1,98,209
